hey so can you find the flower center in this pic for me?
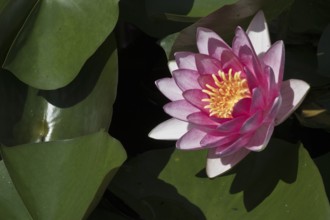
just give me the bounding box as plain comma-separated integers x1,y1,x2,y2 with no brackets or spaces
202,69,251,118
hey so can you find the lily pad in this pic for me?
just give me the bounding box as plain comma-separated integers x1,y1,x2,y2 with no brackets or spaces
2,0,118,89
0,34,118,146
0,131,126,220
314,152,330,200
0,161,32,220
0,0,38,63
110,138,330,219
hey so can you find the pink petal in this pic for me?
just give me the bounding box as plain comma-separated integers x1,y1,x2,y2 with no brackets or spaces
183,89,209,111
197,74,217,89
220,49,244,74
172,69,201,91
232,27,263,81
195,54,221,75
164,100,199,121
232,98,252,117
201,133,239,148
174,52,197,70
275,79,310,125
208,38,232,60
265,96,282,122
232,27,259,61
216,116,247,133
196,27,229,55
250,87,265,113
187,112,219,127
215,133,251,156
176,128,206,150
262,41,285,85
155,78,183,101
240,110,263,134
206,148,250,178
244,66,259,90
246,11,271,56
148,118,189,140
264,66,279,101
245,122,274,151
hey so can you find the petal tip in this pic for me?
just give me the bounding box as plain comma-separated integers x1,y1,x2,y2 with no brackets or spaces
168,60,178,73
148,119,189,140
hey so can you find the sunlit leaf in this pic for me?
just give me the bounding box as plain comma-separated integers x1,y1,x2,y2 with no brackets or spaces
0,131,126,220
2,0,118,89
0,34,118,146
160,33,179,59
314,152,330,200
110,138,330,219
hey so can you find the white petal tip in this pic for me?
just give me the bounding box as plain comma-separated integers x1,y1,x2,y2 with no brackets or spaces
276,79,310,125
247,10,271,55
206,159,231,178
168,60,178,73
206,149,250,178
148,118,189,140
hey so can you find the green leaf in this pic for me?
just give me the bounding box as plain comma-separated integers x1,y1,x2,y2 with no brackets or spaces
170,0,295,57
0,0,9,11
0,131,126,220
314,152,330,200
110,139,330,219
159,33,179,59
0,161,32,220
0,0,39,63
0,33,118,146
120,0,239,38
2,0,119,90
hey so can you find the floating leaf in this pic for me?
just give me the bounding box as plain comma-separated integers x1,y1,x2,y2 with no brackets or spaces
0,0,39,63
0,131,126,220
0,34,118,146
0,161,32,220
110,138,330,219
2,0,118,89
314,152,330,200
159,33,179,59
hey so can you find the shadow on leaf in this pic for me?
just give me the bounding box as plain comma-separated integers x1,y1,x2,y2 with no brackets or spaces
40,32,116,108
228,139,299,211
109,147,207,220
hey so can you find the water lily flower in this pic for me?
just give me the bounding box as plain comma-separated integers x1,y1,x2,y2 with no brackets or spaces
149,11,310,178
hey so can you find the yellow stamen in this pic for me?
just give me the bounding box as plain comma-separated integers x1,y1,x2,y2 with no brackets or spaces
202,69,251,118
